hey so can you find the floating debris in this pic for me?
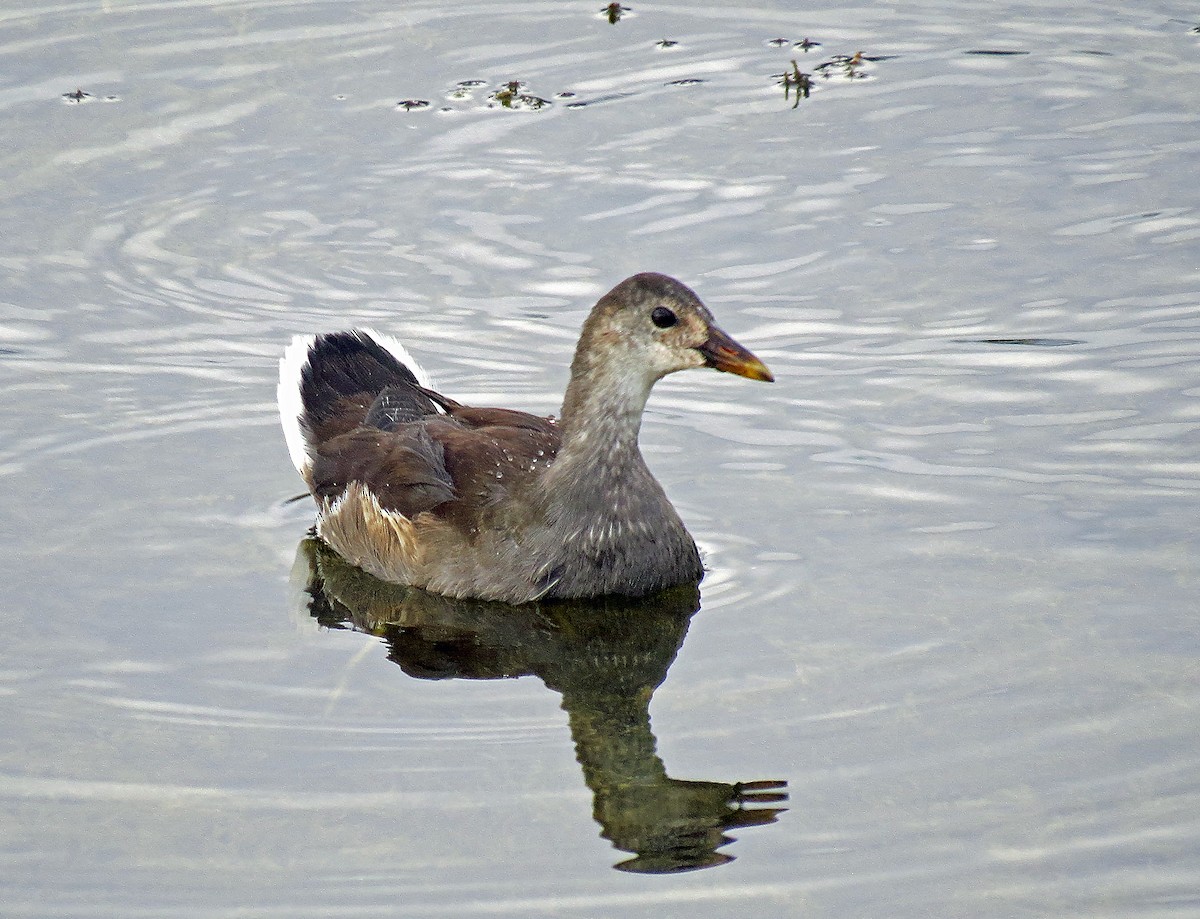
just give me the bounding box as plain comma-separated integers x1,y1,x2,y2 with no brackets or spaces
814,52,867,79
775,60,812,107
447,79,488,100
665,78,705,86
491,80,524,107
439,78,557,112
656,39,679,49
396,99,430,111
767,38,790,47
488,81,552,110
61,88,92,104
602,3,629,24
963,49,1030,56
564,92,635,109
965,338,1083,348
491,85,518,107
771,47,889,107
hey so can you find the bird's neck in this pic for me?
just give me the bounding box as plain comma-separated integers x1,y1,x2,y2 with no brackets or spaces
557,346,654,466
528,340,702,597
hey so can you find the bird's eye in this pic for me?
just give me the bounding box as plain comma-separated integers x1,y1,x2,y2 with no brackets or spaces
651,306,677,328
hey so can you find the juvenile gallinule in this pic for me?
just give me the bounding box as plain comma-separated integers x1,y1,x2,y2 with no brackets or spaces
279,273,772,603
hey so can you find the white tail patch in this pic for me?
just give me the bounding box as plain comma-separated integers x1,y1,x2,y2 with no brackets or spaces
277,328,435,476
278,334,316,475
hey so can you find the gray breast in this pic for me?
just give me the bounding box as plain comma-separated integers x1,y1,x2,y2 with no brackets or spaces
526,461,704,599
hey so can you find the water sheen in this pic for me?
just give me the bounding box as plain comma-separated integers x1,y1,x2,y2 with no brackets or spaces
2,0,1199,916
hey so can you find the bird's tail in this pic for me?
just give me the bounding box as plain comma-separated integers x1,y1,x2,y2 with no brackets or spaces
277,329,434,475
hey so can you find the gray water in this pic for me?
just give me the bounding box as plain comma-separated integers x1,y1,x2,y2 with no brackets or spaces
3,1,1199,916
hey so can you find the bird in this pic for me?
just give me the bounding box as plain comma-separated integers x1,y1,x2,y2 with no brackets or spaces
278,272,773,604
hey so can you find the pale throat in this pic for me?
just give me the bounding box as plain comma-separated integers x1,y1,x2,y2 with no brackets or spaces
557,357,656,465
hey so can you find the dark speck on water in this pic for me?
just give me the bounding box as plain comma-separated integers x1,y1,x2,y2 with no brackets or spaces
964,337,1084,347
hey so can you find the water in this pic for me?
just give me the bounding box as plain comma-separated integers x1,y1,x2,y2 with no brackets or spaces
3,1,1199,915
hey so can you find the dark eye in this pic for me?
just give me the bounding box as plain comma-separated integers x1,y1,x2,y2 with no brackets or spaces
651,306,677,328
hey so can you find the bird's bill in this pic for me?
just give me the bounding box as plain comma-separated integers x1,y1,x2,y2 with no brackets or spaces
698,326,774,382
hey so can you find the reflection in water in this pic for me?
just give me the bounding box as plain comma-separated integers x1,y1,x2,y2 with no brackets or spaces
296,537,787,873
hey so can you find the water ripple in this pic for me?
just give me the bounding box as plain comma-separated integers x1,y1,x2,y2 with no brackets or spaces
3,0,1199,913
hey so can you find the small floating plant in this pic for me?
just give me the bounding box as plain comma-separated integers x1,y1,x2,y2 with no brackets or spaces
814,52,867,79
767,39,892,107
392,23,888,119
601,3,630,25
775,60,813,107
434,79,557,113
488,80,552,110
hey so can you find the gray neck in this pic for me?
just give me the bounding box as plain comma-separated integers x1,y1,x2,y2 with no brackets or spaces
523,334,701,599
549,352,693,523
558,345,655,467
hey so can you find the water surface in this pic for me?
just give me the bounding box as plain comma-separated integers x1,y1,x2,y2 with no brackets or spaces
2,1,1199,916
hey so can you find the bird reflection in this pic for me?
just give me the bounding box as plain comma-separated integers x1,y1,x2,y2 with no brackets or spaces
295,536,787,873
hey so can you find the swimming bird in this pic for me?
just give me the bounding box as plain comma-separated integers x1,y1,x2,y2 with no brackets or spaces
279,273,772,604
